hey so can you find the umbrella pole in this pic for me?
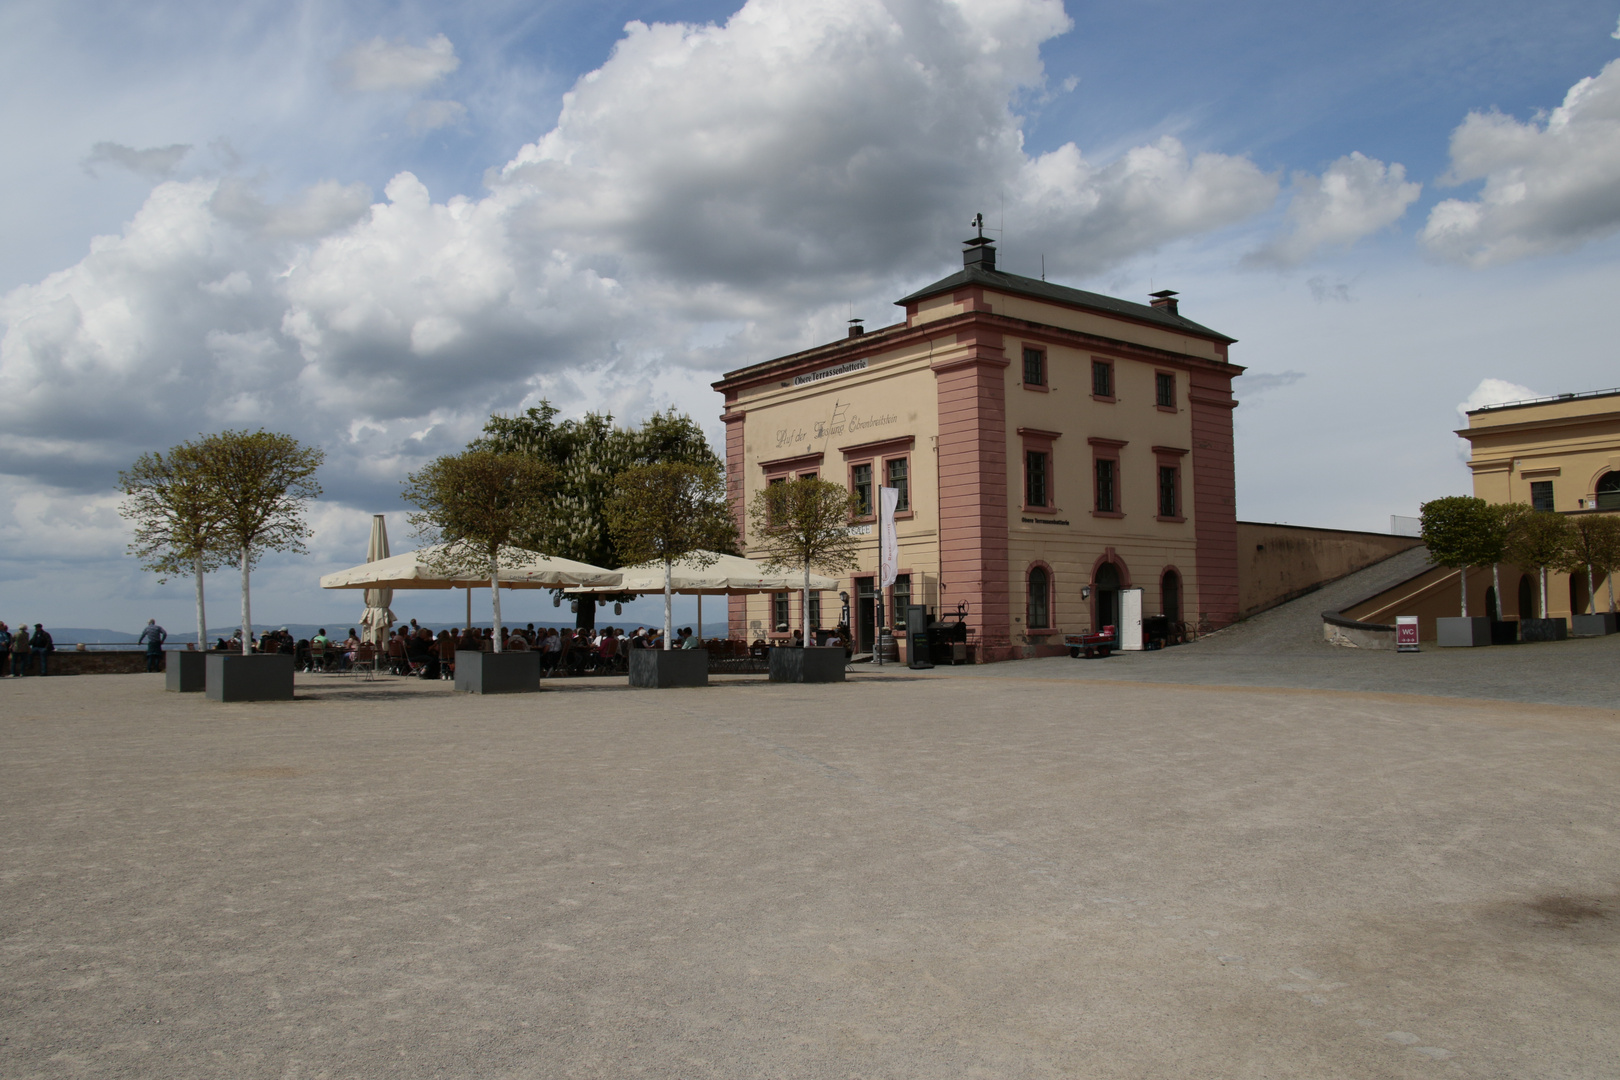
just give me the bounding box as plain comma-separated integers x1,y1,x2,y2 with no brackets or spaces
466,586,472,630
698,594,702,641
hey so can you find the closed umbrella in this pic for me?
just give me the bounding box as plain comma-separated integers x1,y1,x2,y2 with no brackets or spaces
359,515,396,647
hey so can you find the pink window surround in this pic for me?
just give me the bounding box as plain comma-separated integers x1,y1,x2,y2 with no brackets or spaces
1091,357,1116,403
1019,427,1059,513
1089,436,1126,518
1153,445,1188,523
1021,345,1049,392
1155,369,1178,413
759,451,824,478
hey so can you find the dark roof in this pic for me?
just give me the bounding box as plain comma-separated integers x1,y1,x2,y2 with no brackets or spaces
895,265,1236,344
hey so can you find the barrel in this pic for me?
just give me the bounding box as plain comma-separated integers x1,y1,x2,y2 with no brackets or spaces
876,632,900,663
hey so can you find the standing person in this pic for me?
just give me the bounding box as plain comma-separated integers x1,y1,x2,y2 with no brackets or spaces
138,619,167,672
10,623,28,676
30,624,53,677
0,622,10,677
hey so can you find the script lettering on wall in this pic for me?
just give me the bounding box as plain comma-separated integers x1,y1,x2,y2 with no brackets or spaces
774,398,902,451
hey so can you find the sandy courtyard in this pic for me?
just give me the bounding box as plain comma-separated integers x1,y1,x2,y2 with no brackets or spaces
2,668,1617,1078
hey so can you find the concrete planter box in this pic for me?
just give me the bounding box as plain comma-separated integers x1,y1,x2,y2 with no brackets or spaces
206,653,295,702
454,650,540,694
769,646,847,683
1436,616,1492,647
629,648,708,689
1571,613,1618,637
1490,620,1519,645
1520,618,1568,643
165,650,207,693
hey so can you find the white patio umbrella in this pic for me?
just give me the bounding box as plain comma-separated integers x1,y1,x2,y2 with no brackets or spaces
569,551,837,638
358,515,396,647
321,545,623,628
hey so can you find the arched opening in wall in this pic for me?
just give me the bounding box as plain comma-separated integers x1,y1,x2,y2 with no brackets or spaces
1485,586,1498,621
1094,562,1122,631
1570,572,1590,617
1518,574,1536,619
1161,568,1182,624
1027,565,1051,630
1596,471,1620,510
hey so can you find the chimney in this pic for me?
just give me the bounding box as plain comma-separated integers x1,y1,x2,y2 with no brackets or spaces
963,236,996,272
1149,289,1179,315
847,318,865,338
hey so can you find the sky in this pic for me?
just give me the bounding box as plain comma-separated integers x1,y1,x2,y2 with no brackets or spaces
3,0,1620,634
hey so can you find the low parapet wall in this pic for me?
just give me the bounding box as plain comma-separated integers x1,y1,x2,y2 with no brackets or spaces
1238,522,1423,619
11,651,160,676
1321,612,1395,650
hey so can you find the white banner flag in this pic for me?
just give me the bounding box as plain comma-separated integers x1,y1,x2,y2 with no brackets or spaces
878,485,899,589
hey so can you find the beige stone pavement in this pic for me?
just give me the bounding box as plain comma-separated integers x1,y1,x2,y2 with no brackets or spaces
1,670,1617,1079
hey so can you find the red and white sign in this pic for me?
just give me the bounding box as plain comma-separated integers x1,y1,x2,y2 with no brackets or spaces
1395,615,1420,651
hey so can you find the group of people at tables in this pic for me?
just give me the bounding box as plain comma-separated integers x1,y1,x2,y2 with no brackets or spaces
211,620,855,677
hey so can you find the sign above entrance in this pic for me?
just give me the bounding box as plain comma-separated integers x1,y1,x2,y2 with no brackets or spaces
793,358,867,386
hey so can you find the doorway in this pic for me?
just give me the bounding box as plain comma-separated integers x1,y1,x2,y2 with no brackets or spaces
1518,573,1536,619
855,576,876,654
1094,562,1121,632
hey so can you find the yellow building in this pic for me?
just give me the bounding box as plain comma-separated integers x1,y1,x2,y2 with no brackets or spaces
712,232,1243,662
1339,388,1620,638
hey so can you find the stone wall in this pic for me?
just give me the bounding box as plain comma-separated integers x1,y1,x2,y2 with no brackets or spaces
10,650,163,676
1238,522,1422,619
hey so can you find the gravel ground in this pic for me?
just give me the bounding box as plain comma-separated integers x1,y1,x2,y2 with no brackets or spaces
2,669,1617,1078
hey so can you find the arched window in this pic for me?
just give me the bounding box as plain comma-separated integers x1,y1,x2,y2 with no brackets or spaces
1027,566,1051,629
1161,568,1182,623
1597,471,1620,510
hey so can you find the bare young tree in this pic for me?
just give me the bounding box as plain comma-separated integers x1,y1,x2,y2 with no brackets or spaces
403,450,560,652
747,478,862,644
604,463,735,649
195,430,324,654
119,439,232,649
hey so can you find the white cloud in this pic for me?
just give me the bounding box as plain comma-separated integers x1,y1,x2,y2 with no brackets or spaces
338,33,459,92
1421,58,1620,266
1457,377,1540,421
210,178,374,239
1244,152,1420,267
83,141,191,180
408,99,467,133
1612,15,1620,39
0,0,1290,529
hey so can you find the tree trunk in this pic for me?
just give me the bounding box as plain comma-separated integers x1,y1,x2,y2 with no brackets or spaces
1539,566,1548,618
1492,563,1501,619
240,545,252,654
1459,565,1468,618
575,598,597,633
663,558,673,650
802,563,812,644
489,554,504,653
1587,564,1596,616
1609,568,1616,614
194,554,208,651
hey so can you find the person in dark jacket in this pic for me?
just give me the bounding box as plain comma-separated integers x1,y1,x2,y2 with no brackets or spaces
138,619,167,672
0,622,11,677
30,624,53,677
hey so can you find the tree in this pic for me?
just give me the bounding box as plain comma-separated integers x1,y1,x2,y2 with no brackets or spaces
1419,495,1500,617
119,440,235,650
475,402,724,629
747,478,863,644
1504,510,1573,620
1558,513,1620,616
1484,502,1532,619
604,463,736,649
194,430,324,655
402,450,560,653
